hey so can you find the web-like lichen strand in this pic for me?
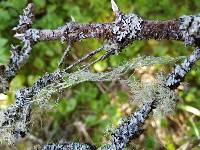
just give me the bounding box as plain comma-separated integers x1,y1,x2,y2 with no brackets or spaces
127,74,177,117
179,14,200,45
35,56,182,107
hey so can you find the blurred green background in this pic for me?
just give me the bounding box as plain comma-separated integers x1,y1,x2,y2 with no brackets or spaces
0,0,200,149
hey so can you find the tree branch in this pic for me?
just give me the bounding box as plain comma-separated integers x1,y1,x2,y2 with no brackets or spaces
0,3,35,93
15,20,182,42
1,2,200,93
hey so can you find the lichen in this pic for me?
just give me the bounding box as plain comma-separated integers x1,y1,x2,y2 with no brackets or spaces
42,141,95,150
112,13,143,42
125,74,177,117
107,12,143,56
13,3,34,32
34,56,182,109
166,48,200,89
179,14,200,45
98,102,154,150
25,29,40,42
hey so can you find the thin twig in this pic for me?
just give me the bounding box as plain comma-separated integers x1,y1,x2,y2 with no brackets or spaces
65,46,104,71
58,43,72,68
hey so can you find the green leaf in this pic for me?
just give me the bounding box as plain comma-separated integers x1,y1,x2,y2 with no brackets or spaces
0,37,8,47
0,10,11,30
33,57,45,70
144,136,155,149
85,115,98,127
178,104,200,117
58,99,77,115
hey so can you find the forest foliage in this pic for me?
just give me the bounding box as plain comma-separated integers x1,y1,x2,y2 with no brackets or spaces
0,0,200,149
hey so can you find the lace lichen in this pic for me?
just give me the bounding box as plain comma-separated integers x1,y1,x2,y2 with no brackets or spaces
34,56,183,108
0,56,183,144
125,74,177,117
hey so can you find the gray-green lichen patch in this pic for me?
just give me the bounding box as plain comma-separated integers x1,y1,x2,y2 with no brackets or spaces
108,0,143,55
42,142,95,150
166,48,200,89
106,12,143,56
112,13,143,44
35,56,182,113
179,14,200,45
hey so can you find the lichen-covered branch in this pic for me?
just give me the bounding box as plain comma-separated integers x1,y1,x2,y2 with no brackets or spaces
0,3,35,93
99,102,156,150
42,141,96,150
99,47,200,150
40,102,155,150
1,2,200,93
0,56,181,144
0,70,63,141
12,10,200,48
166,48,200,89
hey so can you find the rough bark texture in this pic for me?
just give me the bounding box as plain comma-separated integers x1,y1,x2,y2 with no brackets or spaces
16,20,182,42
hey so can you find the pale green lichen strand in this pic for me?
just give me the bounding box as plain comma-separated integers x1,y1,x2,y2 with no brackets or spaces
124,74,177,117
34,56,182,108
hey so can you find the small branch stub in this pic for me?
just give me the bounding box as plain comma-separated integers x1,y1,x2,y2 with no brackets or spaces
71,15,76,22
111,0,121,16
